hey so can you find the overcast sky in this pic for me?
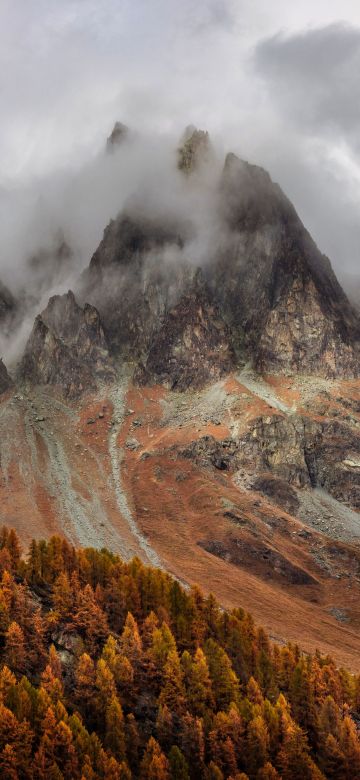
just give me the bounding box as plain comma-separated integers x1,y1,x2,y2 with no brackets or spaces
1,0,360,281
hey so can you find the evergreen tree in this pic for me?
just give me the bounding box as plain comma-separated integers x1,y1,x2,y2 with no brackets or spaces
73,584,108,652
257,762,280,779
246,715,270,776
168,745,190,780
119,612,142,664
4,622,26,676
140,737,170,779
205,639,238,710
105,695,126,763
182,647,213,716
75,653,97,724
53,572,74,620
159,649,185,713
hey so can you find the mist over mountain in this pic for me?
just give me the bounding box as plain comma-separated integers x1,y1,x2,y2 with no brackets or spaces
1,123,359,384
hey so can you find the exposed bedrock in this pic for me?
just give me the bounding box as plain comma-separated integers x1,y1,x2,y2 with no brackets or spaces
135,275,236,390
180,411,360,510
19,290,115,397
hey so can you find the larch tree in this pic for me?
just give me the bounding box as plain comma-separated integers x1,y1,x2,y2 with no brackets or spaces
105,695,126,763
182,647,214,716
159,649,185,714
4,622,26,676
140,737,170,780
168,745,190,780
205,639,239,710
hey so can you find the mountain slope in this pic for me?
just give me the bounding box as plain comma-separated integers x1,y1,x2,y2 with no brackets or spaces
1,370,360,668
1,129,360,670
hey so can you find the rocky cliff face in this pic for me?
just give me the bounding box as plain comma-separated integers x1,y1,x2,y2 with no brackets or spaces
135,274,235,389
82,213,190,359
213,153,360,377
19,291,115,397
180,405,360,512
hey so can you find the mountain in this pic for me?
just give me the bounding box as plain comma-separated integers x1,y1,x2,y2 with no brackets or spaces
81,131,359,384
177,125,213,173
1,127,360,672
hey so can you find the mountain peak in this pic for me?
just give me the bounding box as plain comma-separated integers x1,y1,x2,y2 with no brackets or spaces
106,121,129,152
177,125,212,173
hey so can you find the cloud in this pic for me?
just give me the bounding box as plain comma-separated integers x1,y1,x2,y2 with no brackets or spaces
0,0,360,365
249,22,360,279
0,0,240,182
254,23,360,149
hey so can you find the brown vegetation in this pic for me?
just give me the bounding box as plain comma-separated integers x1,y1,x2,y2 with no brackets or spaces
0,526,360,778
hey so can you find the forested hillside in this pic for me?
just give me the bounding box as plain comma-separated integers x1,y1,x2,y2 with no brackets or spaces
0,526,360,779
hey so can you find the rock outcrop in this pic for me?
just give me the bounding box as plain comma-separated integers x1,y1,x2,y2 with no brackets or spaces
180,407,360,511
135,274,235,390
82,213,190,358
89,213,185,275
0,359,12,395
177,126,213,174
213,153,360,377
19,291,115,397
0,281,17,330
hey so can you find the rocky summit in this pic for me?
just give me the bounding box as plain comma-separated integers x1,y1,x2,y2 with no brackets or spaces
1,126,360,671
213,153,360,378
19,290,115,397
177,124,213,173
